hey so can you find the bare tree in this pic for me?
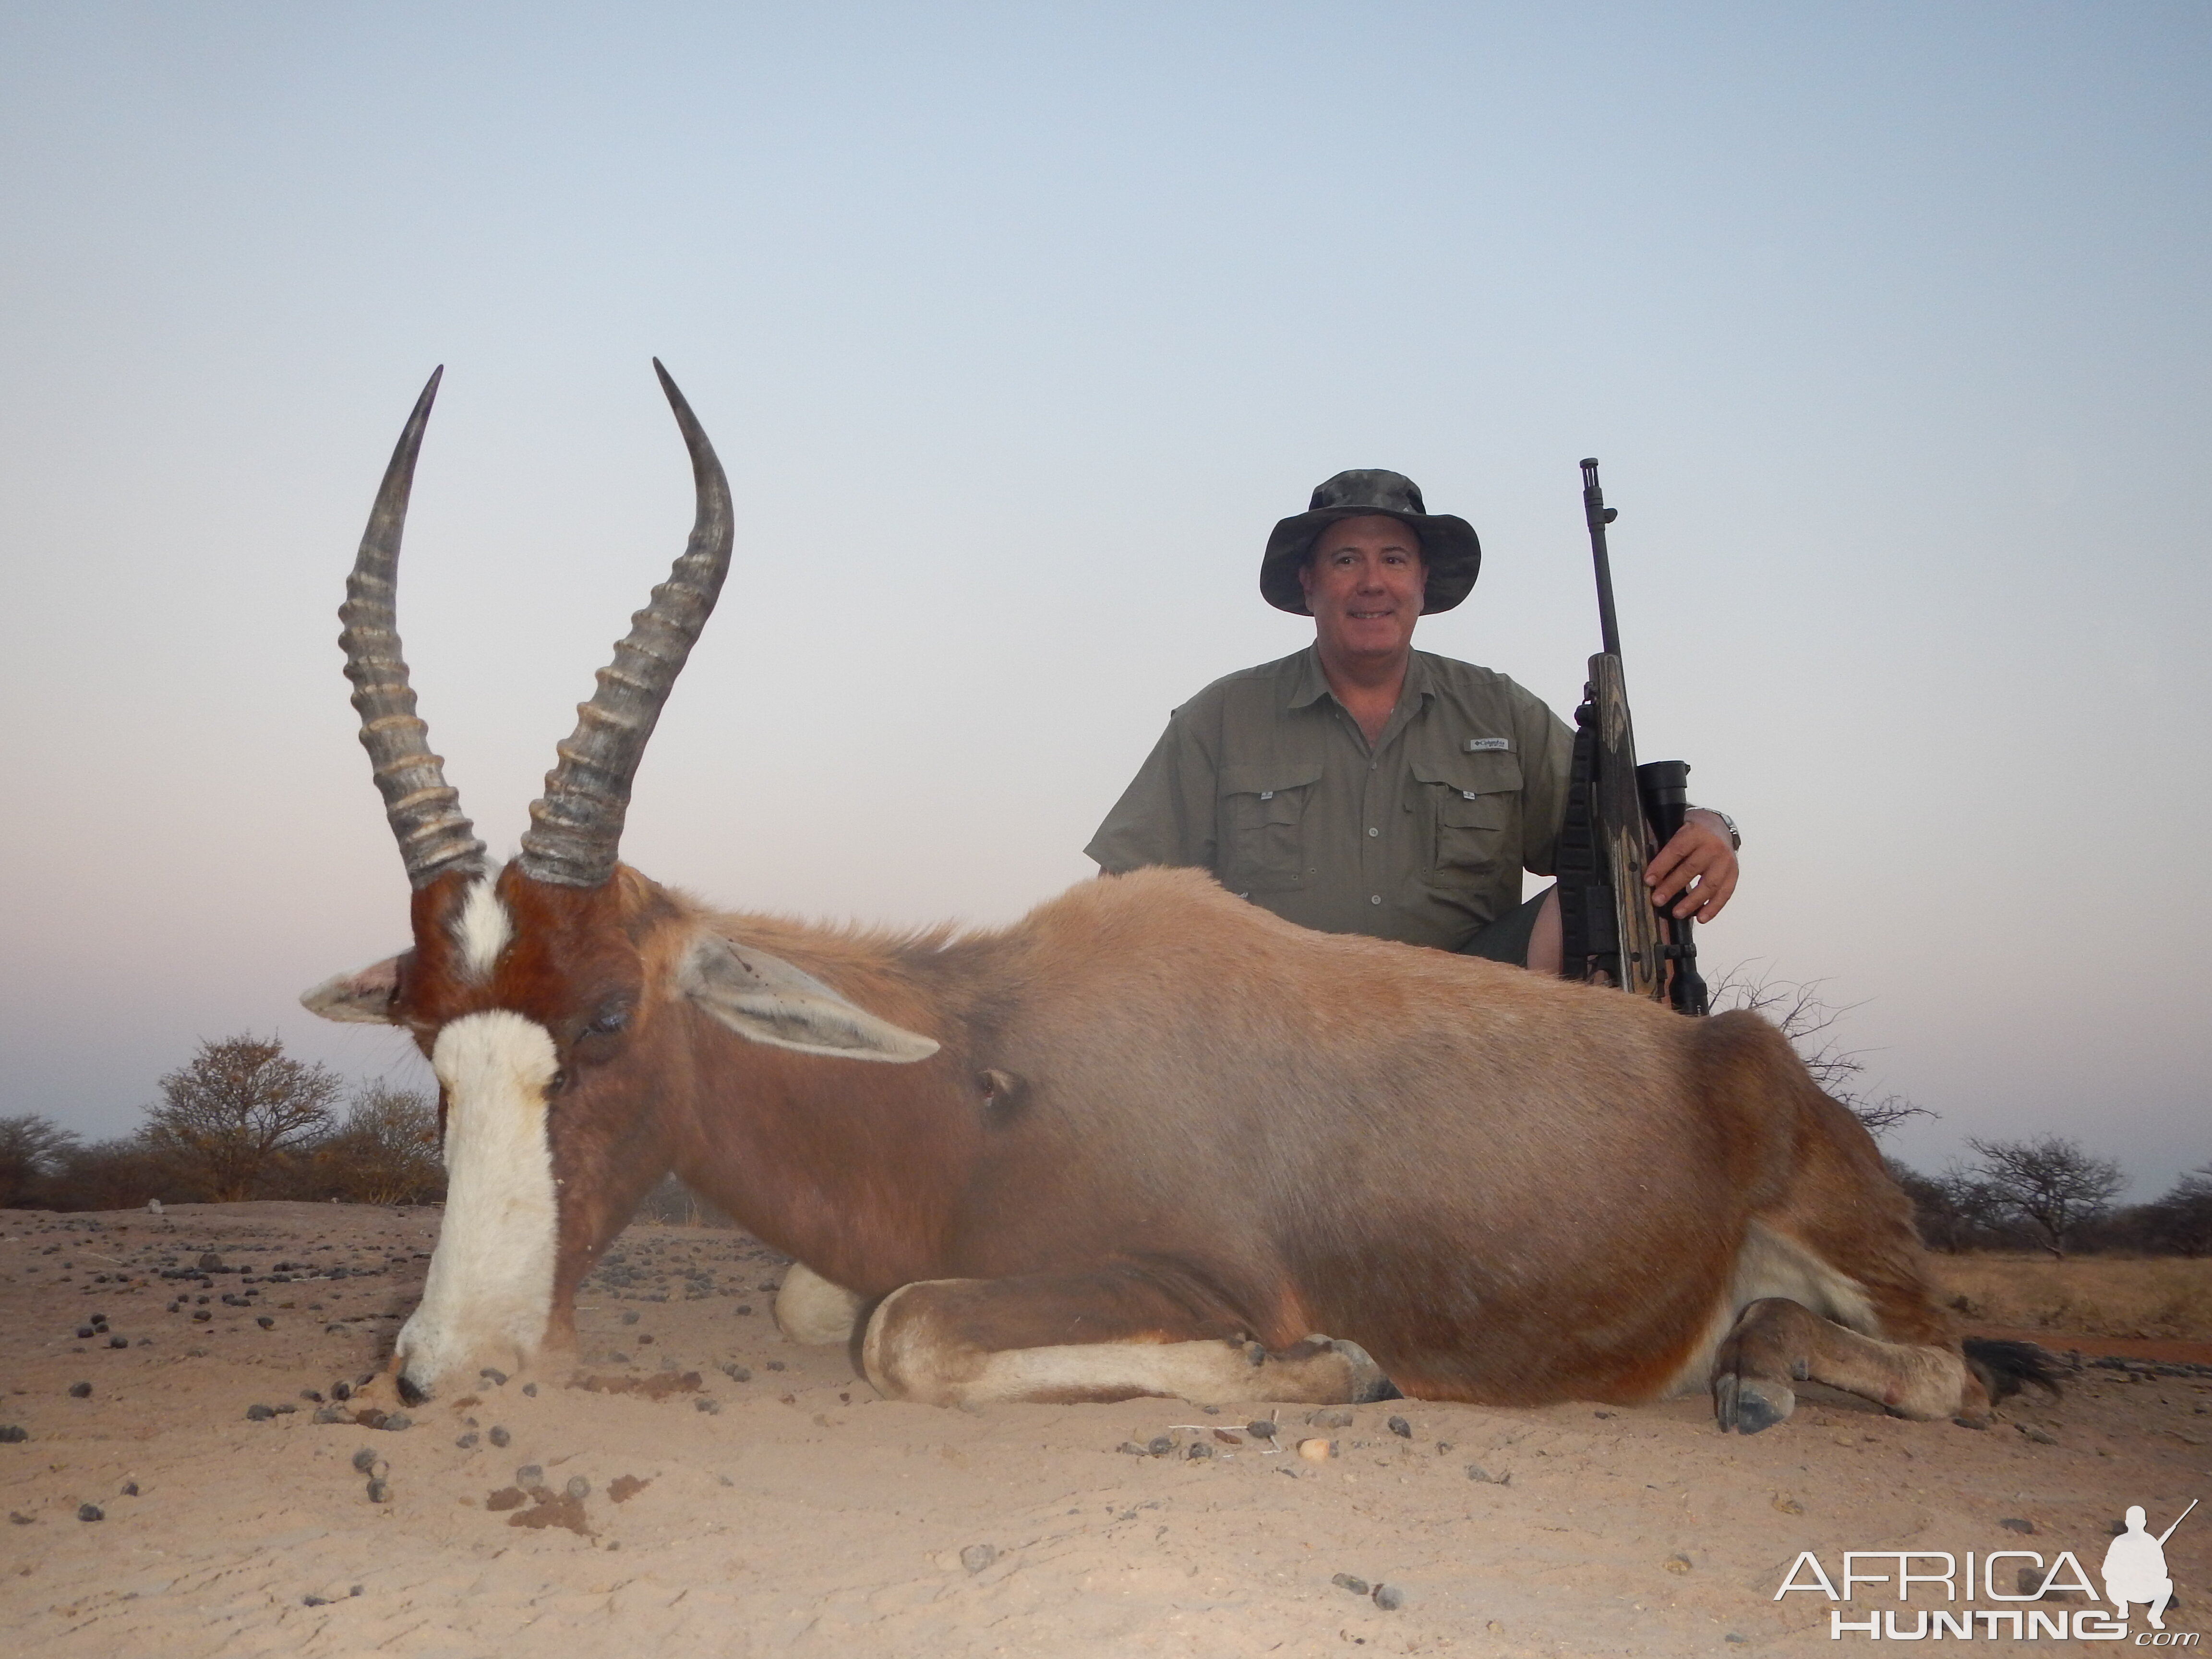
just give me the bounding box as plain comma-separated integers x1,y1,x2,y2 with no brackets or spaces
0,1114,81,1208
1962,1134,2127,1260
142,1035,341,1203
2140,1163,2212,1258
312,1080,445,1206
1708,966,1935,1139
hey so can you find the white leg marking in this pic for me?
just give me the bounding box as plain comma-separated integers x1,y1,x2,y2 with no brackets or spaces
452,873,514,983
774,1262,866,1346
861,1282,1385,1407
396,1011,558,1397
1661,1219,1882,1398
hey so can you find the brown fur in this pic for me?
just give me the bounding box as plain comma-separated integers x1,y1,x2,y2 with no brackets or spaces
369,859,1970,1421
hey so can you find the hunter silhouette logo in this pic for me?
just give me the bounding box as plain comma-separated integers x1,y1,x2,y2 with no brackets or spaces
1774,1499,2200,1641
2106,1501,2195,1633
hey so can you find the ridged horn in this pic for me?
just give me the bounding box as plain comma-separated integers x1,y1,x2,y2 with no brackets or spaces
338,367,486,889
516,360,733,889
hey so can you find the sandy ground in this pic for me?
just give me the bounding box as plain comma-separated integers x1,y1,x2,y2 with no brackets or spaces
2,1204,2207,1658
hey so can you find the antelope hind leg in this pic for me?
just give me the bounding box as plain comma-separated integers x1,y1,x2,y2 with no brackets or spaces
774,1262,866,1346
1712,1296,1984,1435
861,1271,1393,1408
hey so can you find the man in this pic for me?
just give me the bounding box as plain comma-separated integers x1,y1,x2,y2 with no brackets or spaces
1086,469,1740,969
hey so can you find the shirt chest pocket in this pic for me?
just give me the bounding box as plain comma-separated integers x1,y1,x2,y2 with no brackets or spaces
1219,762,1323,895
1412,753,1523,886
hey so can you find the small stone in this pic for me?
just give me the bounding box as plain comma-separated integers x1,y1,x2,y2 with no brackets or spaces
1466,1463,1507,1484
1664,1554,1694,1575
1373,1583,1406,1611
1212,1428,1243,1445
303,1594,329,1607
516,1464,543,1487
1117,1440,1148,1456
1246,1420,1276,1439
256,1317,274,1330
960,1543,998,1573
331,1381,351,1401
1146,1435,1175,1457
246,1403,276,1421
455,1432,480,1449
479,1368,508,1386
1297,1438,1334,1462
1726,1634,1750,1644
522,1383,537,1397
351,1447,378,1473
0,1426,27,1443
76,1325,94,1339
351,1586,362,1597
488,1426,510,1448
313,1406,348,1424
694,1397,720,1414
68,1382,91,1398
120,1480,139,1497
1331,1572,1370,1595
721,1363,752,1383
198,1253,223,1271
301,1390,324,1403
8,1511,32,1524
606,1352,629,1365
191,1310,210,1323
565,1476,590,1501
1772,1494,1805,1515
1185,1441,1214,1460
77,1503,103,1522
621,1311,640,1326
365,1479,390,1503
1386,1415,1412,1439
1309,1407,1353,1429
765,1360,786,1372
2001,1517,2036,1534
381,1414,411,1432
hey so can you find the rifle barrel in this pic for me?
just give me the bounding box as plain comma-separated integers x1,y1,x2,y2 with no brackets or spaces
1581,457,1623,660
2157,1497,2198,1545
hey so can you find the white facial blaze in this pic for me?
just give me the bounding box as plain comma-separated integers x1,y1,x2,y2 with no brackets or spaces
396,1011,559,1395
453,874,513,982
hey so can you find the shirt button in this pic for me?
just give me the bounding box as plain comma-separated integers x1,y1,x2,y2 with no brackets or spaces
1370,894,1382,905
1367,827,1379,838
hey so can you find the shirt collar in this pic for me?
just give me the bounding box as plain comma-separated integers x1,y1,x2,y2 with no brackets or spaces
1287,644,1437,714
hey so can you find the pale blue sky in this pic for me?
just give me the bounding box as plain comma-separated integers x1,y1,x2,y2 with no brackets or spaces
2,3,2206,1193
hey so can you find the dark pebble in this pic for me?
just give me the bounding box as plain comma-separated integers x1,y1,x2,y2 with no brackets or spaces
488,1426,510,1448
68,1382,91,1399
8,1511,32,1524
960,1543,998,1573
0,1426,27,1443
1146,1435,1174,1456
351,1447,378,1474
565,1476,590,1500
516,1464,543,1487
257,1317,274,1330
77,1503,103,1523
621,1311,640,1326
734,1304,753,1316
313,1406,348,1425
455,1432,480,1449
1373,1583,1406,1611
120,1481,138,1496
381,1414,411,1432
332,1382,351,1401
1185,1441,1214,1460
365,1479,390,1503
695,1398,720,1414
606,1352,629,1365
76,1326,94,1340
1332,1572,1370,1596
1386,1415,1412,1439
191,1310,211,1323
765,1360,786,1372
2001,1517,2036,1535
108,1335,128,1349
1118,1441,1148,1455
301,1390,324,1403
721,1364,751,1383
1310,1408,1353,1429
521,1383,537,1397
246,1404,276,1421
198,1253,223,1271
304,1595,329,1607
478,1368,507,1386
1246,1420,1275,1439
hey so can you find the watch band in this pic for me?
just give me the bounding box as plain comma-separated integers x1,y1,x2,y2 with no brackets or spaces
1686,806,1741,850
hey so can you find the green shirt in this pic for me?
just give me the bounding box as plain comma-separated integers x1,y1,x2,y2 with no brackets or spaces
1085,646,1577,951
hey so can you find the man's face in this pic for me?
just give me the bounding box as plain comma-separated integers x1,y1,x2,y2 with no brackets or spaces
1298,514,1426,663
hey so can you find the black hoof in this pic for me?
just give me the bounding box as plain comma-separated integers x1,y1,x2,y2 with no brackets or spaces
1731,1378,1792,1435
395,1373,428,1407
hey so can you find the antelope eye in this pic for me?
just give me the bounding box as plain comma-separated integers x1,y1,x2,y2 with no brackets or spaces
587,1007,630,1035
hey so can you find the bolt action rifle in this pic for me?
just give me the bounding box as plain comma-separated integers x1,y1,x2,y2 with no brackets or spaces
1553,458,1708,1015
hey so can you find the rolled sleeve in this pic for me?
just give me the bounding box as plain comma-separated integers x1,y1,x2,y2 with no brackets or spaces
1085,709,1217,874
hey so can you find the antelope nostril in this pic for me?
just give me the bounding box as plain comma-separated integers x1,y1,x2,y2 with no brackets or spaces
396,1372,428,1407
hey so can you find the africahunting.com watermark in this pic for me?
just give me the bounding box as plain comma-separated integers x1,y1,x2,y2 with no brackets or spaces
1775,1500,2198,1642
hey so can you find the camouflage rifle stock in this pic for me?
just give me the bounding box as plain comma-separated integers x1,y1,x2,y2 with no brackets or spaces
1554,458,1709,1015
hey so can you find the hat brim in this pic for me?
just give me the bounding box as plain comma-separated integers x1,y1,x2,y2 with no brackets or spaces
1259,508,1482,615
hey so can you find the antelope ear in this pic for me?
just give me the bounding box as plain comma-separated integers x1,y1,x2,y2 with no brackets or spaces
680,934,939,1063
301,955,405,1025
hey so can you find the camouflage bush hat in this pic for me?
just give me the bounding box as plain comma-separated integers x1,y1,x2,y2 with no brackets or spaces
1260,469,1482,615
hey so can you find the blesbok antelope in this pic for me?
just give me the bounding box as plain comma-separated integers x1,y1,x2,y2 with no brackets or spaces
306,364,2047,1432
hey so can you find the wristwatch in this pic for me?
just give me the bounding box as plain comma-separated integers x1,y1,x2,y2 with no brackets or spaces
1688,806,1741,850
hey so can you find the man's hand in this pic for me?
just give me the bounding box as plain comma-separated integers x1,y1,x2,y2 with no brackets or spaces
1643,809,1738,922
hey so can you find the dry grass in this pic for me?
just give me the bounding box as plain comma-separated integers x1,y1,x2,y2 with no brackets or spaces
1926,1252,2212,1340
